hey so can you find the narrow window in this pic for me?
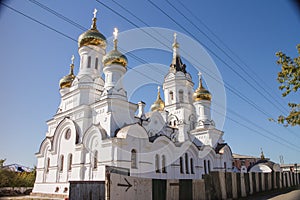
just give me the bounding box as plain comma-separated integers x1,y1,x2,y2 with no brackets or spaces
68,154,72,171
93,151,98,169
59,155,64,172
208,160,211,173
188,92,192,103
155,154,160,173
87,56,91,68
46,158,50,173
190,158,194,174
185,153,189,174
131,149,137,169
204,160,207,174
169,91,174,101
179,90,184,103
162,155,166,173
95,58,98,69
224,162,227,172
180,157,184,174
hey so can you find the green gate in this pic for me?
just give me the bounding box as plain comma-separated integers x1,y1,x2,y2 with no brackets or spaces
179,179,192,199
152,179,166,200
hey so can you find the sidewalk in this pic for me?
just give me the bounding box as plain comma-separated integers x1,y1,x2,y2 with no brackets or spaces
242,186,300,200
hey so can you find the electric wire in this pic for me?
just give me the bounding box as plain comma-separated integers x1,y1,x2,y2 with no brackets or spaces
167,0,289,113
2,2,299,152
96,0,276,120
175,0,288,107
24,1,300,144
147,0,287,115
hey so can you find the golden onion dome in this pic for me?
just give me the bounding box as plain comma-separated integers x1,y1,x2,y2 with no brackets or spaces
103,28,127,67
103,48,128,67
59,56,76,89
150,86,165,112
78,9,106,49
193,73,212,102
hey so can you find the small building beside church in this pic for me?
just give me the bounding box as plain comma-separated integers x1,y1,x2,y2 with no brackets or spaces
32,10,233,198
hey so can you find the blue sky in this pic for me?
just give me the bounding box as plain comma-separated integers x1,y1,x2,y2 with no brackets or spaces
0,0,299,167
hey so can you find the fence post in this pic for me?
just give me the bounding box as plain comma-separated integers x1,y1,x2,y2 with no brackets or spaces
240,173,246,198
249,173,253,195
192,179,205,200
231,173,237,199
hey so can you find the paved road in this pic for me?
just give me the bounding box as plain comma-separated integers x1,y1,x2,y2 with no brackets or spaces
245,187,300,200
268,189,300,200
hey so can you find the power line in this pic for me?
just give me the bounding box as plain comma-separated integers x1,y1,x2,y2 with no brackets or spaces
2,2,298,152
175,0,288,108
28,0,87,31
97,1,275,118
152,0,295,138
147,0,287,114
211,106,300,153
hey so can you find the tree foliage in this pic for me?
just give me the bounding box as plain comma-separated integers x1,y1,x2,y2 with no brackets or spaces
275,44,300,126
0,159,36,187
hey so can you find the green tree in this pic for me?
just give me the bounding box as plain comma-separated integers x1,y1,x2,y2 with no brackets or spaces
0,159,6,167
275,44,300,126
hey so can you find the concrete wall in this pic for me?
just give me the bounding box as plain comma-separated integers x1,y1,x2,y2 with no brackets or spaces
68,171,300,200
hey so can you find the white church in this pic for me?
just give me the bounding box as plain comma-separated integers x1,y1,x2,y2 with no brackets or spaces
32,10,233,197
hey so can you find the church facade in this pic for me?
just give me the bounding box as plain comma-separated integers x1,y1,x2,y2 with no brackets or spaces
32,11,233,197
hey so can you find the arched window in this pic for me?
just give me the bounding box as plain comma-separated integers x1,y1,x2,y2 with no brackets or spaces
93,151,98,169
204,160,207,174
180,157,184,174
190,158,194,174
155,154,160,173
131,149,137,169
208,160,211,173
95,58,98,69
162,155,166,173
169,91,174,101
185,153,189,174
68,154,72,171
179,90,184,103
87,56,91,68
46,158,50,173
59,155,64,172
80,56,83,69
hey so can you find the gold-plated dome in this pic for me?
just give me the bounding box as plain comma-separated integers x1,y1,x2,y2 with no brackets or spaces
150,86,165,112
78,9,106,49
59,56,76,89
193,72,212,102
103,28,127,67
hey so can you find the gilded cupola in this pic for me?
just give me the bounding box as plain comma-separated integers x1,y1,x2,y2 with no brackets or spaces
150,86,165,112
103,28,128,67
193,72,212,102
78,9,107,49
59,55,76,89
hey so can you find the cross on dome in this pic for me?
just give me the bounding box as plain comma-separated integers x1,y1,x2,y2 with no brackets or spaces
93,8,98,18
113,27,118,40
71,55,75,65
173,33,177,43
198,72,203,88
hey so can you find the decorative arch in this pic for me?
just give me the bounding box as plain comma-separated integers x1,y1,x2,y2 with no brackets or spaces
37,138,51,156
51,118,79,154
82,124,107,148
